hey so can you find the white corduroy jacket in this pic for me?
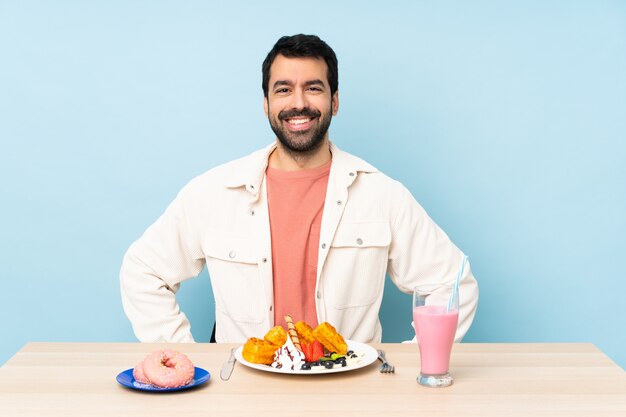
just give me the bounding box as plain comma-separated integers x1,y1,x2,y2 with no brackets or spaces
120,142,478,344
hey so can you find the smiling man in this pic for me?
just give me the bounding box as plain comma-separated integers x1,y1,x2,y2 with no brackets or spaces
120,34,479,344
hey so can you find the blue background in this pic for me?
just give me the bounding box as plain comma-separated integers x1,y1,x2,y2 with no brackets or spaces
1,1,625,368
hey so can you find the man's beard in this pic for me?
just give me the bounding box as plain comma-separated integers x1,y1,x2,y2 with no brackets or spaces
268,106,332,155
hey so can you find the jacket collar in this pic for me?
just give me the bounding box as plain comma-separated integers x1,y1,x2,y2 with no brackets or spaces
224,142,275,194
224,141,378,193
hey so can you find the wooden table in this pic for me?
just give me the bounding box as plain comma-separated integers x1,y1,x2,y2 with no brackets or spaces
1,342,625,416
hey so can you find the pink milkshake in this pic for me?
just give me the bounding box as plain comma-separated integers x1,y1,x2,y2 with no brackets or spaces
413,305,458,375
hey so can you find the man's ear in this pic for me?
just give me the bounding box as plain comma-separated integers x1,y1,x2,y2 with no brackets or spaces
332,91,339,115
264,97,269,117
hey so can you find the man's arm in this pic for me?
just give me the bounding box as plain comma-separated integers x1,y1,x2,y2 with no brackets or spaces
387,185,479,341
120,187,206,342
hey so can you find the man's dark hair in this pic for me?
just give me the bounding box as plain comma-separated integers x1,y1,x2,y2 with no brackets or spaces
262,34,338,98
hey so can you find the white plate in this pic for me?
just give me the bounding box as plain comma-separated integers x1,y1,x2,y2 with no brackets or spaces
234,340,377,375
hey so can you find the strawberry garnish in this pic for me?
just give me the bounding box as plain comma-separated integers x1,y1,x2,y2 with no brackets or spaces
301,342,314,362
310,340,325,362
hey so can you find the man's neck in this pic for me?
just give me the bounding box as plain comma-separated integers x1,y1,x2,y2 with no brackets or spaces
268,139,332,171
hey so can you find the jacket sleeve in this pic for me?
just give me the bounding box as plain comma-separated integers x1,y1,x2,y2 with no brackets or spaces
119,185,206,342
387,184,479,341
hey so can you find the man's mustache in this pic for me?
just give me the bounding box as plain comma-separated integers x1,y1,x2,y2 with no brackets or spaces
278,108,321,120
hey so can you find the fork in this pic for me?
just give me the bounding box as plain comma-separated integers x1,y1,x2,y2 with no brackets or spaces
377,349,395,373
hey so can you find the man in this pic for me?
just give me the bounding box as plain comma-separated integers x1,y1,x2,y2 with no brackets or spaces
120,34,478,344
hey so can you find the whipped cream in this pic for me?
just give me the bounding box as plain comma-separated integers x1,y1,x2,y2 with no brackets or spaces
345,351,365,367
271,337,305,371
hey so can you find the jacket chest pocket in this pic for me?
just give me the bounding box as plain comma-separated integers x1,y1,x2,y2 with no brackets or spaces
202,234,265,323
324,221,391,309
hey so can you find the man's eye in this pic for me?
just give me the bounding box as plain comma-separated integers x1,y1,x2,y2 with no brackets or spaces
308,87,322,92
275,88,289,94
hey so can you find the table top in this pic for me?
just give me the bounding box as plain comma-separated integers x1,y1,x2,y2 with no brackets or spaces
1,342,625,417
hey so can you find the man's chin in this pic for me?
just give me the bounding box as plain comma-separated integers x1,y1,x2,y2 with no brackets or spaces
277,134,325,154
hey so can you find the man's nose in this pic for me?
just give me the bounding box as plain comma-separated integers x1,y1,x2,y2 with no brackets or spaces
289,89,308,110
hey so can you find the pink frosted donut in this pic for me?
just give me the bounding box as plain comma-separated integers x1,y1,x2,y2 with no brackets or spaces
141,350,195,388
132,360,150,384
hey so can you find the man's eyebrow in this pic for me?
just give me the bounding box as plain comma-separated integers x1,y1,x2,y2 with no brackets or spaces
272,80,293,89
304,79,325,87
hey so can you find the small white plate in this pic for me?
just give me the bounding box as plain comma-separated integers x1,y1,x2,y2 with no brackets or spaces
234,340,377,375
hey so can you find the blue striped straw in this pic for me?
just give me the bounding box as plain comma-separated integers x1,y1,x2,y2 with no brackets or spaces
448,255,468,311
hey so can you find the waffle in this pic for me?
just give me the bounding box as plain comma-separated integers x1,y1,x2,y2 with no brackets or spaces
264,325,288,347
312,322,348,355
294,320,316,345
241,337,279,365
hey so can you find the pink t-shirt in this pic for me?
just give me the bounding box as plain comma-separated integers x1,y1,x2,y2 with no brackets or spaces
266,161,331,330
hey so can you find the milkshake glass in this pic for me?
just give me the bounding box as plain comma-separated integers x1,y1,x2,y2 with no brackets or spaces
413,285,459,387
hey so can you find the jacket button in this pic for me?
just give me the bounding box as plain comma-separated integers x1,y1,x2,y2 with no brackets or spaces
316,291,321,299
321,243,327,249
229,251,236,258
349,172,355,177
250,210,255,216
262,257,267,263
356,238,363,245
269,306,273,311
336,200,342,206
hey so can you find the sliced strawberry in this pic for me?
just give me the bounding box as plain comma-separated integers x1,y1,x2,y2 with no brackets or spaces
310,340,325,362
301,342,313,362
